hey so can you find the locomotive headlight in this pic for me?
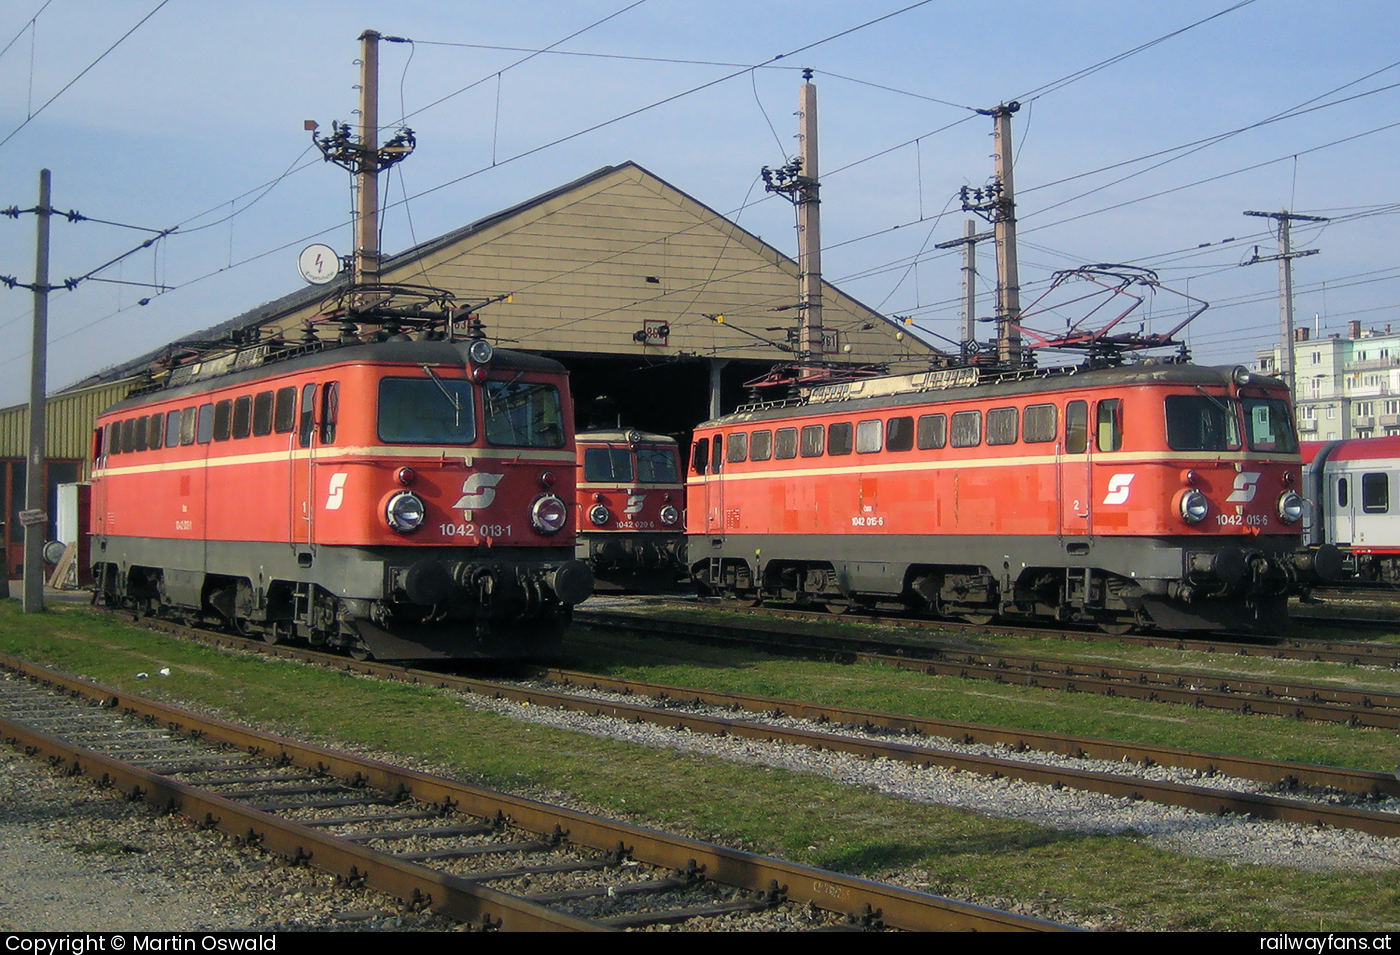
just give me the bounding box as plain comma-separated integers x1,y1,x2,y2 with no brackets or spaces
1277,490,1304,524
1177,489,1209,525
659,505,680,525
467,338,495,365
589,504,610,526
385,491,427,533
531,494,569,535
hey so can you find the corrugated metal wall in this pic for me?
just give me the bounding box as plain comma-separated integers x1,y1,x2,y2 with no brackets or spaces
0,378,137,477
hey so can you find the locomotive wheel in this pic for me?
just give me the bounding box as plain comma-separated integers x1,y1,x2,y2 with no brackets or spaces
824,598,852,615
1097,618,1136,636
961,612,995,626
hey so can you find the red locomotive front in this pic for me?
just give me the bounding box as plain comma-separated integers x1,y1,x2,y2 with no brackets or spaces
575,428,686,582
91,338,593,659
687,363,1337,631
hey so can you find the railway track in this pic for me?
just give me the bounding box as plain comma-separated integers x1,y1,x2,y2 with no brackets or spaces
0,649,1067,932
578,606,1400,729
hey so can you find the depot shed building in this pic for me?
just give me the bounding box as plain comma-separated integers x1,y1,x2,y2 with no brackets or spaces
0,161,935,577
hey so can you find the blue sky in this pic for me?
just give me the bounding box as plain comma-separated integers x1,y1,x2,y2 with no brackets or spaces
0,0,1396,409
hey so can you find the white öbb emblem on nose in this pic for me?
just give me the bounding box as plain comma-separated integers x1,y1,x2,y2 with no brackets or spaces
325,472,348,510
1226,472,1261,503
624,493,646,516
1102,473,1135,505
454,473,505,510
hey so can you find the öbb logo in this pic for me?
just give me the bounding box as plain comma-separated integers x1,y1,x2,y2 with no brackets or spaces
453,473,506,510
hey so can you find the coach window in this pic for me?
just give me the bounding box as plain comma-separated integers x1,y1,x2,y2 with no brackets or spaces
710,434,724,473
801,424,825,457
887,416,914,452
1023,404,1057,444
232,395,253,440
298,384,317,447
828,421,853,456
197,404,215,444
320,382,340,444
856,419,883,453
165,410,181,449
1338,477,1349,508
274,387,297,434
1362,473,1389,513
986,408,1018,446
1096,399,1122,452
750,429,772,462
213,400,233,442
252,391,274,437
917,413,947,450
775,427,798,460
951,410,982,448
585,446,632,482
692,438,709,474
727,431,749,463
1066,401,1088,454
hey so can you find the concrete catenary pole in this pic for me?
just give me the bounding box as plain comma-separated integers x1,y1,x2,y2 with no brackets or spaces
354,29,381,293
797,73,823,365
23,168,51,613
1244,209,1326,392
990,103,1022,367
935,219,992,357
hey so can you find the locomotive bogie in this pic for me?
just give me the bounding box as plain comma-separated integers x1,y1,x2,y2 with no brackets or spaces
688,364,1333,631
90,340,593,659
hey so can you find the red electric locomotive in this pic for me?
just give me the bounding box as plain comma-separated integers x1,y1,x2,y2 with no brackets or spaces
90,330,594,659
575,428,686,584
687,362,1338,631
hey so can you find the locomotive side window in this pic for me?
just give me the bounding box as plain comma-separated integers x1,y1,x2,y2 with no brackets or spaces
252,391,274,437
378,378,474,444
232,395,252,440
692,438,708,474
1066,401,1088,453
164,410,181,449
180,407,197,446
1165,395,1241,451
585,447,632,482
917,414,946,450
710,434,724,473
986,408,1018,446
1096,399,1122,452
800,424,825,458
213,400,233,442
750,430,772,462
887,416,914,452
1242,397,1299,453
197,403,215,444
951,411,981,448
299,384,317,448
727,432,749,463
484,380,564,448
148,414,164,451
121,419,135,453
134,415,149,452
856,419,882,453
828,422,853,456
106,423,120,456
1362,472,1389,513
638,447,679,483
775,428,798,459
320,382,340,444
1023,404,1057,443
274,387,297,434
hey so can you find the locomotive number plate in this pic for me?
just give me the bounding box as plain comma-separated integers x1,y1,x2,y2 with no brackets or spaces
850,516,886,527
439,522,513,537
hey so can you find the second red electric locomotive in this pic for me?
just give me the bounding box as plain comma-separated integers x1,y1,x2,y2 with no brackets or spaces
688,362,1338,631
575,428,686,582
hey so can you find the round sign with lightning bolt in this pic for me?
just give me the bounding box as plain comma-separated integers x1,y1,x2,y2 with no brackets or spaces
298,244,341,285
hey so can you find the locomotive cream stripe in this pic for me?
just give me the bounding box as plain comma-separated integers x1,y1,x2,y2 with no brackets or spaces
688,448,1298,484
93,444,574,478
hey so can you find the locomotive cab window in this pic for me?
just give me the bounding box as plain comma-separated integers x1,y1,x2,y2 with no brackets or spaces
1096,399,1122,452
710,434,724,473
1243,397,1299,453
585,447,632,482
1066,401,1088,454
320,382,339,444
379,377,475,445
298,384,317,448
638,447,679,483
1165,394,1241,451
484,380,564,448
1363,472,1389,513
692,438,709,474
